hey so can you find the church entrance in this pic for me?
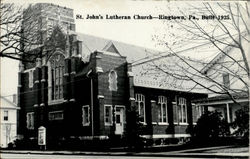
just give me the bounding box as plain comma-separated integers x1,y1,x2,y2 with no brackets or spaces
115,106,125,135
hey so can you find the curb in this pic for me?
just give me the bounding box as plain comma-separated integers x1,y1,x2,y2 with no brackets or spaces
1,150,249,158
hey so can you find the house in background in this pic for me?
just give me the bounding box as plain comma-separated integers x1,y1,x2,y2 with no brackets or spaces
194,40,249,125
0,95,19,148
17,3,207,147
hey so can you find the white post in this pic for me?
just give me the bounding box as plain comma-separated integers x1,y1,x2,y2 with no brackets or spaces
87,69,94,138
226,103,230,123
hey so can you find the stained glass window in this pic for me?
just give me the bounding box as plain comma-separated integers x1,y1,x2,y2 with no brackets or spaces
50,54,64,100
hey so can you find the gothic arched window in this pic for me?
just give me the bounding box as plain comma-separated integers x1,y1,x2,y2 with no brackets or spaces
49,54,64,100
109,70,117,91
158,96,168,123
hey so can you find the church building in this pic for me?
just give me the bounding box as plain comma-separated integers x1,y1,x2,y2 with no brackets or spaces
18,3,207,147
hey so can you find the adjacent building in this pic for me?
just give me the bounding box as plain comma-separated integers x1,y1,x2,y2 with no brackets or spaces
194,41,249,125
0,95,19,148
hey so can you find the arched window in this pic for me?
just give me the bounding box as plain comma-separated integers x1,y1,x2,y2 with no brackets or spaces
109,70,117,91
135,94,145,123
178,97,187,124
158,96,168,123
49,54,64,100
173,97,187,124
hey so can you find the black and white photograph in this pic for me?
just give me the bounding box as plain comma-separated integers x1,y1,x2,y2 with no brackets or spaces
0,0,249,158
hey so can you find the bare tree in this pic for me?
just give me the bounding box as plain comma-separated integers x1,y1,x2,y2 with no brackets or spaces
1,4,35,61
137,2,249,102
0,3,66,63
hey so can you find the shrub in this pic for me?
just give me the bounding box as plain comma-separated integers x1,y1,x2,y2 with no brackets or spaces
231,108,249,139
193,111,230,140
14,138,39,150
126,109,145,150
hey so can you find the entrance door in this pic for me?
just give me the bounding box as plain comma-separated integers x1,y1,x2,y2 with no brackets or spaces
115,106,125,135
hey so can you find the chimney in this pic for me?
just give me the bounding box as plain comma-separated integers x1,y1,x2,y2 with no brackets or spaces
13,94,17,104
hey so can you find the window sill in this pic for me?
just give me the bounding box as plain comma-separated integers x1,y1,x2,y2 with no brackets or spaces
174,122,188,126
49,119,64,121
179,123,188,125
139,122,147,126
82,123,90,127
105,123,113,126
48,99,66,106
158,122,169,125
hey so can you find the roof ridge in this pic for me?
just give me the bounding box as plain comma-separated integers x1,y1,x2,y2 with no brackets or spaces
200,32,249,73
76,32,160,53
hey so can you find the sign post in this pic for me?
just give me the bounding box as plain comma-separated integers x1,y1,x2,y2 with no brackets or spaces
38,126,46,150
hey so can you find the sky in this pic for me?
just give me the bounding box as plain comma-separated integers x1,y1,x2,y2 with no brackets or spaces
1,0,248,98
3,0,171,50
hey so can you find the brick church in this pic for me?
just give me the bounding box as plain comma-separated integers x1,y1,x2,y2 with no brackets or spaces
18,3,207,147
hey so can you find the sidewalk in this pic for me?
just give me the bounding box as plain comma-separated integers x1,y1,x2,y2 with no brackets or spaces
1,145,249,158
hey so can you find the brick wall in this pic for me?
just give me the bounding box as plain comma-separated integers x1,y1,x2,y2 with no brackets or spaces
134,87,206,137
18,48,207,141
95,51,128,136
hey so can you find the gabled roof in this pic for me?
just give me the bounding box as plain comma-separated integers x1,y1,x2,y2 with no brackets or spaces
200,45,233,74
102,41,120,55
0,96,18,109
132,54,207,93
201,33,250,74
76,33,207,94
76,33,160,63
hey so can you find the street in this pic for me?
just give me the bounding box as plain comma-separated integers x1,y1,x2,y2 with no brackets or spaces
1,145,248,159
1,153,210,159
